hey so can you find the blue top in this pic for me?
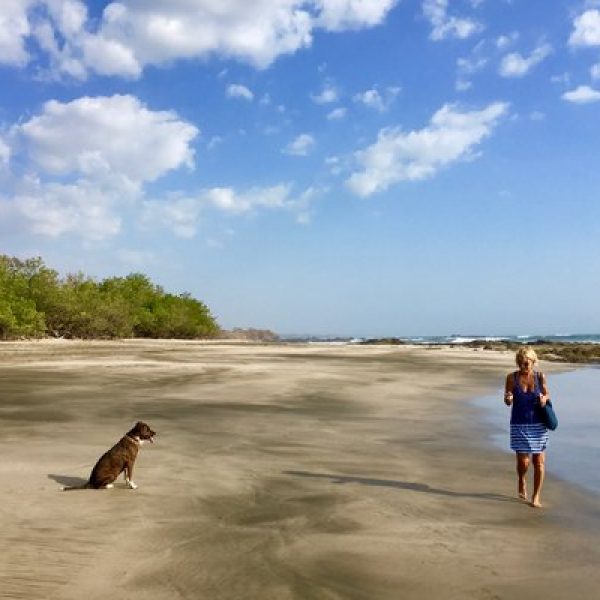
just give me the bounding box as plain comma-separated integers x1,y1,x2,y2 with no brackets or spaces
510,370,543,425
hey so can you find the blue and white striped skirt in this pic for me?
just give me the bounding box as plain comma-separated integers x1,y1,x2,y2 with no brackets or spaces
510,423,548,454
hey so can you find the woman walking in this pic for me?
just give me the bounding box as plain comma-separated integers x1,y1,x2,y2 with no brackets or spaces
504,347,550,508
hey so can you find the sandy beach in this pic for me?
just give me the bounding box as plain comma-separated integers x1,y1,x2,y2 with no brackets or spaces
1,340,599,600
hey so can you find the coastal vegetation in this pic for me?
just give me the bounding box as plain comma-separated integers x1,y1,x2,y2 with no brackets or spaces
359,337,600,364
462,339,600,364
0,255,219,340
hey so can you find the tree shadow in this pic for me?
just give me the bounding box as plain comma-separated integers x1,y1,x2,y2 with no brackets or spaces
284,470,519,504
48,474,87,488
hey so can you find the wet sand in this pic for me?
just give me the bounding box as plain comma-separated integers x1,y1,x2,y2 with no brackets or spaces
1,340,599,599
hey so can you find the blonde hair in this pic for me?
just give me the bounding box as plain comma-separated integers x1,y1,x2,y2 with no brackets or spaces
516,346,537,366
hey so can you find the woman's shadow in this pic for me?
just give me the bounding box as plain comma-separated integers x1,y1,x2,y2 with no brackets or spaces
284,470,519,503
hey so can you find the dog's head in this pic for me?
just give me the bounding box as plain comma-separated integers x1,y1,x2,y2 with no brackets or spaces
128,421,156,444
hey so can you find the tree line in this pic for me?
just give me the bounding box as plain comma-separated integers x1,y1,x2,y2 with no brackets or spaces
0,255,219,340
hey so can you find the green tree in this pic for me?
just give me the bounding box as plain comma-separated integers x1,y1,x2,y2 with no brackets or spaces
0,255,219,340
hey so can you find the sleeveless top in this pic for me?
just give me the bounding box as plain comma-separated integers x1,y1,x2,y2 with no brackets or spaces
510,370,543,425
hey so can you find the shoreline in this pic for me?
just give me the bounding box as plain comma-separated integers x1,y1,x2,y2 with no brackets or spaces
2,335,600,365
1,341,599,599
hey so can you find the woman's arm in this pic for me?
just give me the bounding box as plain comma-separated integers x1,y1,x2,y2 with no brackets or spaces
538,371,549,407
504,373,514,405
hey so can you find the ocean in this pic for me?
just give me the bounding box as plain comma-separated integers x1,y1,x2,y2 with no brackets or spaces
475,366,600,497
406,333,600,345
284,333,600,345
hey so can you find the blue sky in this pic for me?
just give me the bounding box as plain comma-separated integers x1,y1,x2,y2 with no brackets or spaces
1,0,600,336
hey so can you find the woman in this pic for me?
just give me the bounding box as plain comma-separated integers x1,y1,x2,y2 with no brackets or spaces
504,347,550,508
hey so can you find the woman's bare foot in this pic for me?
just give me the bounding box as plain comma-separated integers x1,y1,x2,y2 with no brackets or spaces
518,483,527,501
530,496,542,508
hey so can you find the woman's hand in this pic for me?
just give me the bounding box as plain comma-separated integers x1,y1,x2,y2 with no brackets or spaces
538,394,548,407
504,391,513,406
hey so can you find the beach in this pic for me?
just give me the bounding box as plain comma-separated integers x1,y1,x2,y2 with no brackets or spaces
1,340,599,600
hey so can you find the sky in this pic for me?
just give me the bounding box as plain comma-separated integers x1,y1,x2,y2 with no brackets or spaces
1,0,600,337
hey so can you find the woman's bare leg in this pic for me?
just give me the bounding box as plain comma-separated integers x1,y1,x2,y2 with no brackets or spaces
531,452,545,507
516,453,529,500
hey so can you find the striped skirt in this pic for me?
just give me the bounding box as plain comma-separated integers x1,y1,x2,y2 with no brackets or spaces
510,423,548,454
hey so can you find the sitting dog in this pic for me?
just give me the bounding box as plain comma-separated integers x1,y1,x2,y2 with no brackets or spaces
63,421,156,490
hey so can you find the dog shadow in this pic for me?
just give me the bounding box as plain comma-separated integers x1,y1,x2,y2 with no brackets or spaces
48,474,87,487
284,470,519,504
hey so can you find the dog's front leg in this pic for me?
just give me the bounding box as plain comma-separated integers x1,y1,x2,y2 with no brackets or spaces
124,464,138,489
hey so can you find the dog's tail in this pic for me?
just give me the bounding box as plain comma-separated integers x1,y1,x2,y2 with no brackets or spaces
62,482,91,491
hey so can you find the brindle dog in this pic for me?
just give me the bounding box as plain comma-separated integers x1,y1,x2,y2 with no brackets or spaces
63,421,156,490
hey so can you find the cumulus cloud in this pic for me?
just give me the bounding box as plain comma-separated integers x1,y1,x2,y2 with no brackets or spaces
327,107,348,120
0,0,35,66
0,136,11,169
311,83,339,104
346,102,508,197
496,32,519,50
226,84,254,101
142,184,313,237
316,0,398,31
499,44,551,78
2,94,199,240
569,9,600,47
422,0,481,41
562,85,600,103
16,95,198,185
142,195,202,238
353,86,400,112
283,133,315,156
5,0,398,78
10,177,123,240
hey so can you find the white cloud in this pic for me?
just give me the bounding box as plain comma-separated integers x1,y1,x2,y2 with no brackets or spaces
325,155,343,175
591,62,600,79
455,46,487,91
455,79,472,92
311,83,339,104
457,55,487,75
496,32,518,50
142,183,311,236
327,107,348,120
207,135,224,150
551,72,571,86
0,0,35,66
353,86,400,112
80,34,142,78
226,84,254,101
499,44,551,78
562,85,600,103
283,133,315,156
10,177,123,240
346,102,508,197
422,0,481,41
569,9,600,47
17,95,198,185
142,195,202,238
316,0,398,31
0,136,11,170
2,94,199,241
5,0,398,78
203,185,293,213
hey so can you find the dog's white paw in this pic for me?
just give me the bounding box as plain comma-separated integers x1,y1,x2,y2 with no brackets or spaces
105,483,114,489
127,481,138,490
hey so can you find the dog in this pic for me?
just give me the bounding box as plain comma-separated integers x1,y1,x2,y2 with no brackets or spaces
63,421,156,490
